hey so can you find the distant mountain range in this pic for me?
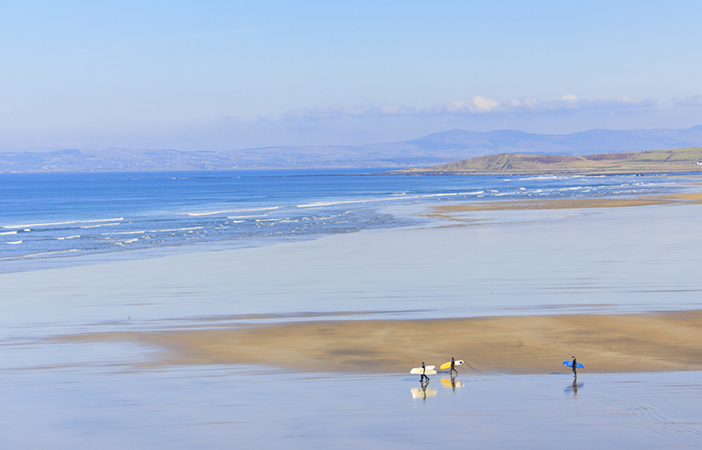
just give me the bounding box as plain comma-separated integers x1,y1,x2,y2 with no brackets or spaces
2,125,702,173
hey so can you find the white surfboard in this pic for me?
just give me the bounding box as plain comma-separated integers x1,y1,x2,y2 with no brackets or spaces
410,368,437,375
410,388,437,399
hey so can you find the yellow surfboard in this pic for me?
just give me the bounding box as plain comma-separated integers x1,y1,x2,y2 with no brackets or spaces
441,379,465,388
440,360,464,370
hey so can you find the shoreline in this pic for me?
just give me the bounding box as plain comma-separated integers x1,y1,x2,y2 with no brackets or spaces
60,309,702,375
3,176,700,276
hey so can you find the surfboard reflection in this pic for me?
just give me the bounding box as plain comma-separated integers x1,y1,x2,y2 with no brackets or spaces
411,380,437,401
440,375,465,392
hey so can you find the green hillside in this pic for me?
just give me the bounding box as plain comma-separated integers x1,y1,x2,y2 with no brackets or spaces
394,147,702,175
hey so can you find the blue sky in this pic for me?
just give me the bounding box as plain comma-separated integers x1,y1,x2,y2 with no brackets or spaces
2,0,702,151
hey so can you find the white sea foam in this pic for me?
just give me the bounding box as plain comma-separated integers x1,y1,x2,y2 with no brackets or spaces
0,230,18,235
103,230,147,235
3,218,124,229
186,207,279,217
115,238,139,246
57,235,81,240
296,193,458,209
6,240,23,245
227,214,269,219
1,248,80,260
80,222,121,229
296,200,368,208
518,176,560,181
101,227,204,236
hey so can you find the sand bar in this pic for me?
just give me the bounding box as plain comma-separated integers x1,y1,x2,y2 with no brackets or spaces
424,192,702,217
61,310,702,374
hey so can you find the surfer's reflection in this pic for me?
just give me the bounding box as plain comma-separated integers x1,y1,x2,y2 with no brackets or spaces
440,374,465,392
411,379,437,401
564,376,584,397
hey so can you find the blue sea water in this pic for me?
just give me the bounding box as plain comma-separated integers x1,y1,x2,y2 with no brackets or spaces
0,169,695,271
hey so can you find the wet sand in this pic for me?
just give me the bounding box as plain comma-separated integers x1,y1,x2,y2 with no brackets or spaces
424,192,702,217
62,309,702,374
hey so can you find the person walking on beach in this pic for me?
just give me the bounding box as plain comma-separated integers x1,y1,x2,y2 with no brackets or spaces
571,356,578,377
420,362,430,382
450,357,458,376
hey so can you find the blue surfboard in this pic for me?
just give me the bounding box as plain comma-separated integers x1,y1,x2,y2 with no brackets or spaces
563,361,584,368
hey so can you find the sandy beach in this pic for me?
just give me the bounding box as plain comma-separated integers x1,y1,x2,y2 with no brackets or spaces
62,309,702,374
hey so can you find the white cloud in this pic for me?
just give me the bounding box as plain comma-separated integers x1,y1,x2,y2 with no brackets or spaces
438,95,657,115
676,95,702,106
442,96,503,114
283,104,418,120
281,95,658,122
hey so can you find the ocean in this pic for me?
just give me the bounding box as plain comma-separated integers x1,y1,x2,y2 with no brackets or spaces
0,169,692,272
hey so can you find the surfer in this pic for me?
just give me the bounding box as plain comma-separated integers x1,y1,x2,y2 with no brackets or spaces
420,362,430,382
571,356,578,376
450,357,458,376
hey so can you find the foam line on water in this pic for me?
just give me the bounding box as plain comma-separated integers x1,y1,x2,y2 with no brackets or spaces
101,227,204,235
80,223,121,229
295,193,459,209
1,248,80,259
3,218,124,229
186,207,279,217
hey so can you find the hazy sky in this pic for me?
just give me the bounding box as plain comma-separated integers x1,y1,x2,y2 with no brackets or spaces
2,0,702,151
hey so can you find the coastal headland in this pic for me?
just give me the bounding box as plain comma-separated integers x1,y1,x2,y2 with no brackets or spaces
392,147,702,175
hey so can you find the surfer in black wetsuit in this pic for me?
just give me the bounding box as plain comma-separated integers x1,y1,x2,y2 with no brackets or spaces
571,356,578,377
450,357,458,376
420,362,430,382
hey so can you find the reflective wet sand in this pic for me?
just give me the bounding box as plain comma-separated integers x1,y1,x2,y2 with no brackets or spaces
1,364,701,449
